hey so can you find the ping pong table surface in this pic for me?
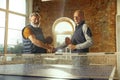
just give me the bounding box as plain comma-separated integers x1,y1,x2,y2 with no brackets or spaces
0,64,116,80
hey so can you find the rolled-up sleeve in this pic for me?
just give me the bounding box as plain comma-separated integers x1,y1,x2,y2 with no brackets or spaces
23,27,33,39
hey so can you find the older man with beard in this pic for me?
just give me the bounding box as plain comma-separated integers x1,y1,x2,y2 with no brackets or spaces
22,12,53,53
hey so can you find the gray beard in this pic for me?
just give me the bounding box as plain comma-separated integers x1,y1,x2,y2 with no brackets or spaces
30,22,40,28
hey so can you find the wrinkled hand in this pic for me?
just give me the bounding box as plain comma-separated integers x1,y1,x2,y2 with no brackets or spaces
47,48,53,53
46,44,55,53
68,44,76,50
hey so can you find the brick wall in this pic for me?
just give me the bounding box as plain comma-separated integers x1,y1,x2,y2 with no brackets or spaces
33,0,116,52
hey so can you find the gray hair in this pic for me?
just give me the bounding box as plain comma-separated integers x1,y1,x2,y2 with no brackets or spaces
29,12,41,19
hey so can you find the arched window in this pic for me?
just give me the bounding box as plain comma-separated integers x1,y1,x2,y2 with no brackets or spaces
52,17,75,47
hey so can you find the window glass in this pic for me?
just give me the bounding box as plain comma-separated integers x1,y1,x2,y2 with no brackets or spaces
0,0,6,9
0,28,5,53
56,35,71,47
55,22,73,33
8,30,22,45
0,11,5,28
0,11,5,53
8,13,25,30
9,0,26,14
7,30,23,53
0,28,5,44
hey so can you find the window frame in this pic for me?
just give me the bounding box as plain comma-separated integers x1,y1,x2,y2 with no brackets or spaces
0,0,33,54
